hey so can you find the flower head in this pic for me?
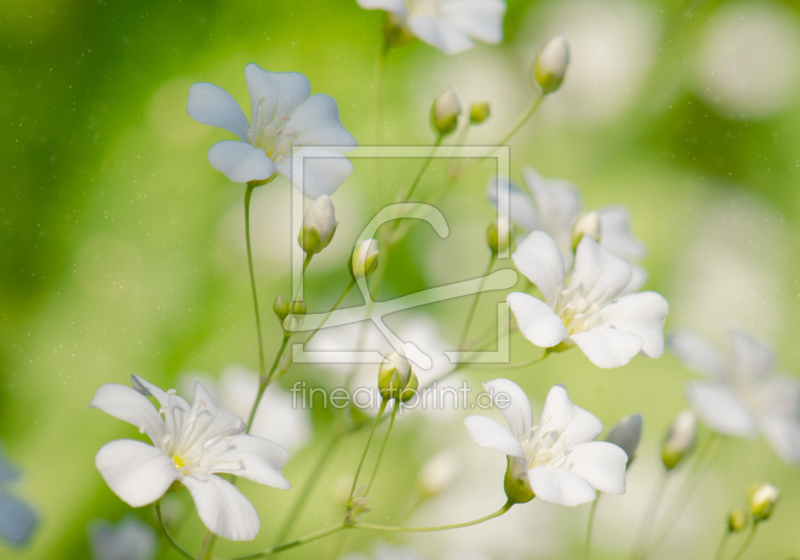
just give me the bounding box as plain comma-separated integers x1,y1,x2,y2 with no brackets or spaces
431,88,462,136
669,328,800,464
90,375,290,541
533,34,571,94
749,481,779,522
187,64,357,198
506,231,668,368
299,195,338,254
465,380,627,506
350,238,380,279
661,410,697,470
357,0,507,55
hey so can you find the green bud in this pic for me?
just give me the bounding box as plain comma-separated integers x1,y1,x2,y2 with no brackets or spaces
430,88,461,137
728,507,748,532
378,351,411,401
290,299,307,316
661,410,697,471
532,34,570,95
273,294,291,321
349,239,380,280
400,372,419,403
486,216,511,255
299,195,338,255
749,481,779,522
469,102,491,124
382,12,415,50
504,457,534,504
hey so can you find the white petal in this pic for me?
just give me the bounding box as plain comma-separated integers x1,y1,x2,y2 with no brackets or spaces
597,206,646,260
506,292,567,348
729,329,774,384
486,177,538,231
564,441,627,495
685,381,758,438
186,83,249,141
528,466,597,506
130,374,191,434
441,0,506,44
407,16,475,54
464,415,525,457
290,94,358,152
621,264,648,295
95,440,178,508
245,64,310,126
511,231,566,307
602,292,669,358
571,237,632,304
668,329,725,378
522,166,581,263
210,434,291,489
183,473,260,541
90,383,165,444
538,385,603,446
482,379,533,441
759,414,800,464
570,327,644,368
207,141,276,184
189,382,247,446
757,375,800,418
276,147,353,199
356,0,406,15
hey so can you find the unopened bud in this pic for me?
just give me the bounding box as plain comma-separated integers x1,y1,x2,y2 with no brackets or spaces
605,413,642,469
469,102,491,124
418,450,459,497
504,457,534,504
572,211,601,251
378,351,411,401
487,216,511,254
299,195,338,255
290,300,307,316
273,294,290,322
728,507,748,532
400,372,419,403
532,34,570,95
661,410,697,470
431,89,461,137
349,239,380,280
749,482,779,522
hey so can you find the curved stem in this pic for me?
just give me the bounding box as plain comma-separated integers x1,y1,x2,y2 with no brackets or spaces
729,523,759,560
303,279,356,346
399,134,443,205
459,255,496,350
469,351,550,370
348,400,388,501
155,499,195,560
715,531,731,560
493,94,544,153
632,470,670,559
364,402,399,496
355,500,514,532
234,523,347,560
584,495,599,560
244,183,267,380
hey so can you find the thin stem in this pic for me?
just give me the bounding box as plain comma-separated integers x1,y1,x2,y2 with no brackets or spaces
234,524,347,560
355,500,514,532
729,523,759,560
632,470,670,559
468,351,550,370
493,94,544,153
375,46,387,207
459,255,496,350
584,495,599,560
155,499,195,560
303,279,356,346
348,400,388,501
364,402,399,496
199,533,216,560
244,183,267,380
399,134,443,204
715,531,731,560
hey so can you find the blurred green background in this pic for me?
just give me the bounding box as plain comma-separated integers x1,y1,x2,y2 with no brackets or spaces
3,0,800,558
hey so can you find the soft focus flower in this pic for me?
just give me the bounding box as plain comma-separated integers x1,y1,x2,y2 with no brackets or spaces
749,481,779,522
0,444,37,547
88,515,157,560
507,231,668,368
670,329,800,464
90,375,290,541
299,195,338,255
661,410,697,470
378,350,413,401
469,101,491,124
430,88,462,136
187,64,357,198
532,34,570,94
604,413,642,469
350,238,380,279
465,380,627,506
357,0,507,55
418,450,460,497
486,216,511,255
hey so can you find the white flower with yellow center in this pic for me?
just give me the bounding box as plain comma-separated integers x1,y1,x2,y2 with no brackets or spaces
466,380,627,506
90,375,290,541
356,0,507,55
187,63,357,198
506,231,668,368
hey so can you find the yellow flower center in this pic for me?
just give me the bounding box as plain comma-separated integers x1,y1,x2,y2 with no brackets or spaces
172,455,185,469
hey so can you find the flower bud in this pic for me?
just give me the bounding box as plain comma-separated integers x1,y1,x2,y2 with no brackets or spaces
661,410,697,471
273,294,290,322
349,238,380,280
728,507,748,532
532,34,570,95
486,216,511,255
430,88,461,137
418,451,459,497
605,413,643,469
572,211,601,251
399,372,419,403
299,195,338,255
378,350,411,401
290,299,307,316
504,457,534,504
749,482,779,522
469,102,491,124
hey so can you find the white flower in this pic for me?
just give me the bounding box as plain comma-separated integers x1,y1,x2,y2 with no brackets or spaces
357,0,507,55
465,380,627,506
300,195,338,254
669,329,800,464
507,231,668,368
90,375,291,541
187,63,357,199
418,450,460,497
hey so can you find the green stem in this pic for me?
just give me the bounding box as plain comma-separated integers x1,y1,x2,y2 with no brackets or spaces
399,134,443,205
244,183,267,381
355,500,514,532
199,532,216,560
348,400,388,501
234,524,347,560
632,470,670,559
469,350,550,370
472,94,544,167
584,495,599,560
364,402,399,496
729,523,759,560
155,499,195,560
715,531,731,560
459,255,496,350
375,46,387,207
303,279,356,346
